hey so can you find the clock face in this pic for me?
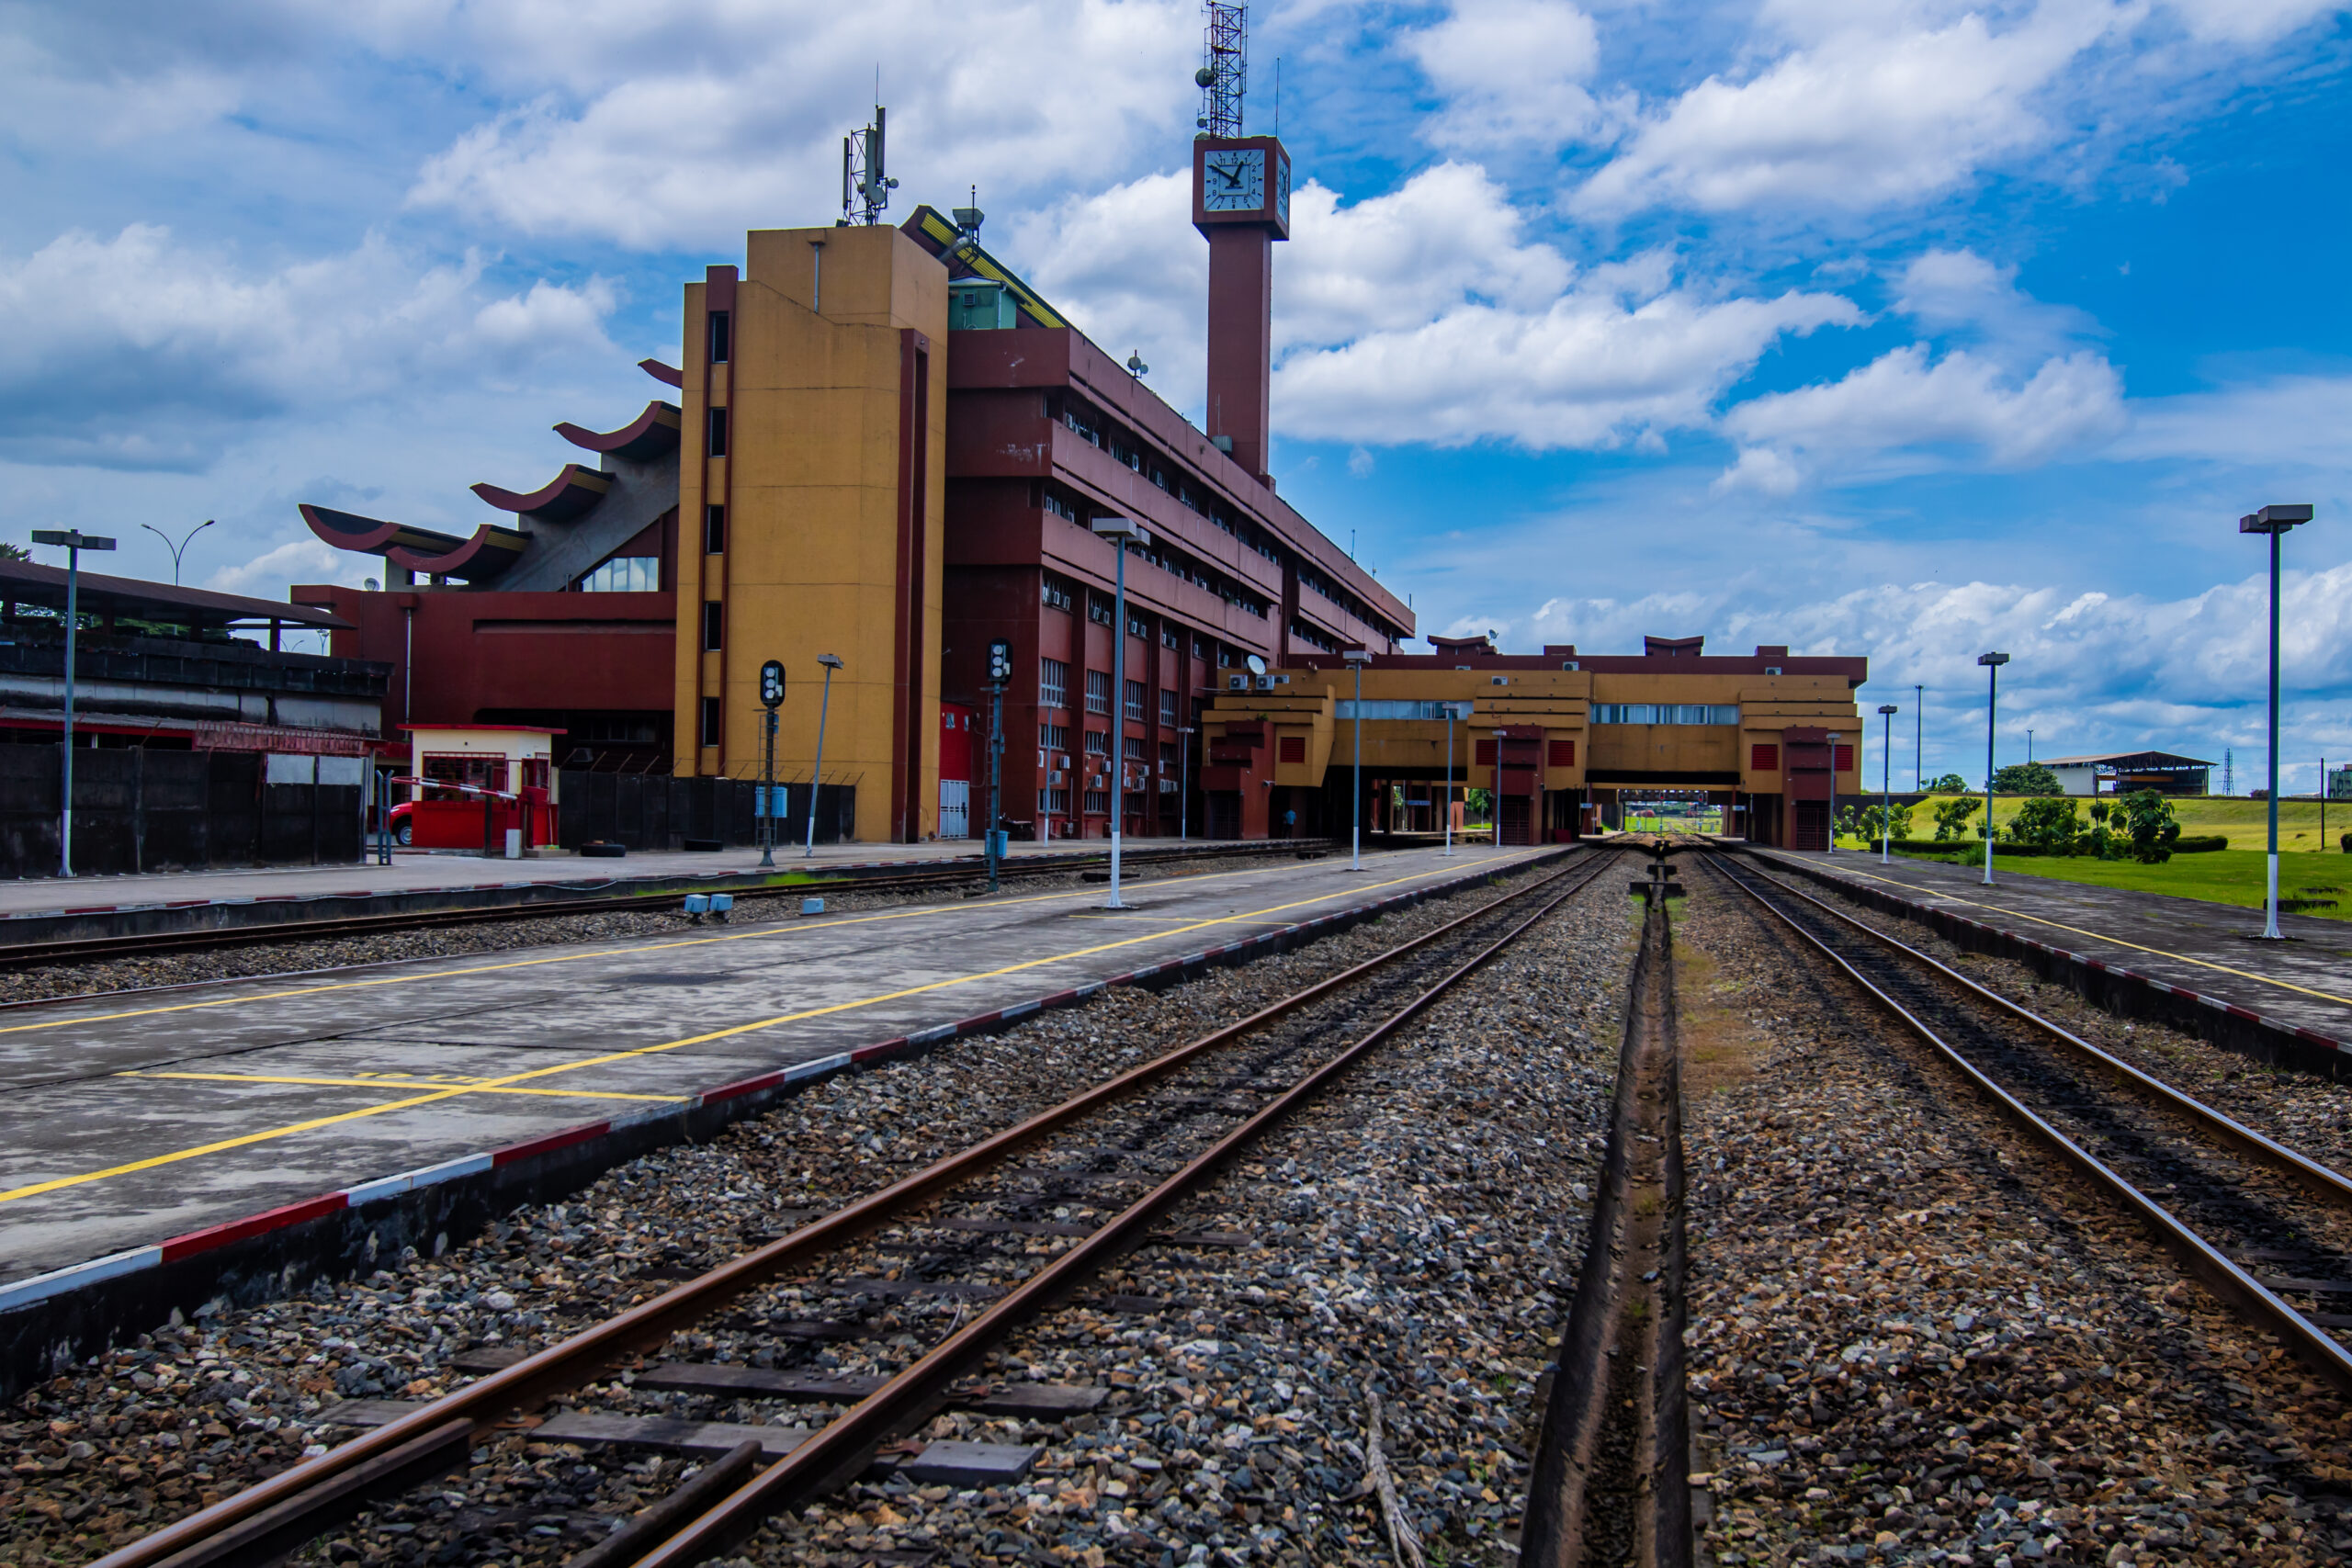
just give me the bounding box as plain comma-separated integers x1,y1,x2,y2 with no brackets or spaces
1275,152,1290,224
1203,147,1266,211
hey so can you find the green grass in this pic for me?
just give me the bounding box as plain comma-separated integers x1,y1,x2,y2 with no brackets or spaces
1874,793,2350,852
1879,844,2352,923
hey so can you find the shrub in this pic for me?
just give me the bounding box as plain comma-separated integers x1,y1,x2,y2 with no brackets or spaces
2119,789,2182,863
1931,796,1983,841
2174,834,2228,853
2007,795,2080,849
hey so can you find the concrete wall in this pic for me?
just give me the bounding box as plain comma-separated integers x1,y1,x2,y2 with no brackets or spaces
673,224,949,845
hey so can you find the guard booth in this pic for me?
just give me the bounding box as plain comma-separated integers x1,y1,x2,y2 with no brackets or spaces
402,724,563,850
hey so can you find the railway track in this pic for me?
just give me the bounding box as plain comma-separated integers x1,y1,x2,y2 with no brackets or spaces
0,839,1339,973
1701,848,2352,1399
87,846,1624,1568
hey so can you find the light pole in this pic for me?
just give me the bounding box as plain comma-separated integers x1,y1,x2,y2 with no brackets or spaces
30,529,118,877
986,638,1012,892
757,660,786,868
1978,652,2010,886
1091,516,1149,908
1342,649,1372,870
2029,728,2035,765
140,519,214,586
1878,704,1898,863
2242,503,2314,939
805,653,843,859
1914,682,1923,792
1177,726,1194,844
1442,700,1464,856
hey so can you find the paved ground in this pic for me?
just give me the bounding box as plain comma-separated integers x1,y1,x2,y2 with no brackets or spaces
0,835,1271,921
0,842,1556,1282
1755,846,2352,1042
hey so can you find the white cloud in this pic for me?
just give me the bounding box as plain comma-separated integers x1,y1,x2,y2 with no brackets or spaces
204,536,372,598
1894,246,2100,353
1717,343,2126,489
1404,0,1603,150
2155,0,2346,44
2113,374,2352,470
0,224,617,468
403,0,1196,250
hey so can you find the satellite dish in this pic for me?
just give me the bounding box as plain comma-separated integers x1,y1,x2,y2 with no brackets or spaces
1245,653,1267,676
1195,66,1216,86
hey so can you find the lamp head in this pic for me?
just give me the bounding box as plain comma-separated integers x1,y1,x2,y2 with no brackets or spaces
1090,515,1148,547
1878,704,1899,715
1977,651,2010,668
2240,503,2314,535
817,653,844,671
31,529,116,550
1341,649,1373,665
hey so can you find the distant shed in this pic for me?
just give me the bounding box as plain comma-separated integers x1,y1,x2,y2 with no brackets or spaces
2042,751,2214,796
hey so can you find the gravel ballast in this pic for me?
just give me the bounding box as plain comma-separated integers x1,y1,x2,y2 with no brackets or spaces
1,855,1628,1568
1677,860,2352,1567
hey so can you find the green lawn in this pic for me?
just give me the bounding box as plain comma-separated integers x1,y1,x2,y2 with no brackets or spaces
1871,844,2352,922
1885,793,2349,852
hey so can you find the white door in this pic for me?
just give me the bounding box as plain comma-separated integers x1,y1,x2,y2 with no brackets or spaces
939,779,969,838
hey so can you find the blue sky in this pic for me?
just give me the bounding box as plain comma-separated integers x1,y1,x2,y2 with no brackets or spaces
3,0,2348,792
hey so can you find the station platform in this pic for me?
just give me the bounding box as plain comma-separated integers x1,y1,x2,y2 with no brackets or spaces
1747,846,2352,1051
0,835,1262,926
0,842,1562,1292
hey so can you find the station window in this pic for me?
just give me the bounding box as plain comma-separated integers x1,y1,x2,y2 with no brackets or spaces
702,600,723,650
1083,789,1110,816
1124,736,1146,761
704,504,726,554
1041,573,1074,612
707,310,730,364
1038,721,1069,753
707,407,729,457
1083,730,1108,756
699,696,722,748
1085,671,1112,715
1039,658,1069,709
1751,743,1780,772
1039,785,1069,815
578,556,658,592
1159,691,1177,725
1124,679,1147,722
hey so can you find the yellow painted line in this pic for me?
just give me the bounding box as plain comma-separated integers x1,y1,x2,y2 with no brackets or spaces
0,861,1297,1039
128,1070,684,1103
1801,860,2352,1008
0,851,1540,1204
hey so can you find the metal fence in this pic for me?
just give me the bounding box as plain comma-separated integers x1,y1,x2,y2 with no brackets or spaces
0,745,367,878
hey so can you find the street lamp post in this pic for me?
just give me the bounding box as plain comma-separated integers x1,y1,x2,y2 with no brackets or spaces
1915,682,1923,792
2242,503,2314,939
1177,726,1194,843
804,653,843,859
1878,704,1899,863
1978,652,2010,886
986,638,1012,893
29,529,118,877
1091,516,1150,909
1342,649,1373,870
140,519,214,586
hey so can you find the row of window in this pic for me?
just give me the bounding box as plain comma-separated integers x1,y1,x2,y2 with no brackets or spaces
1592,704,1742,726
1334,699,1475,721
579,556,660,592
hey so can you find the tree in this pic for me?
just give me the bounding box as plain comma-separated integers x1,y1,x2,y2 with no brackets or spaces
1855,801,1914,843
2118,789,2181,863
2007,795,2080,849
1992,761,2064,796
1932,796,1983,841
1926,773,1969,794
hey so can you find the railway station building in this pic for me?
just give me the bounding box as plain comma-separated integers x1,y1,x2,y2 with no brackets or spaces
292,130,1411,846
1199,634,1868,848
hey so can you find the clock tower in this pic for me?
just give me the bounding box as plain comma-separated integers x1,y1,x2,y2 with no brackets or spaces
1193,133,1290,483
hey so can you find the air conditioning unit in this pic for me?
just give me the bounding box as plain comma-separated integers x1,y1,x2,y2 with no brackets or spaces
1255,675,1274,691
1049,771,1066,785
1273,674,1291,685
1490,675,1510,686
1228,674,1248,690
1159,778,1178,793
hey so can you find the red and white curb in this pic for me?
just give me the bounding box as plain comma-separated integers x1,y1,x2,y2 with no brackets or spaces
1768,853,2349,1060
0,852,1546,1319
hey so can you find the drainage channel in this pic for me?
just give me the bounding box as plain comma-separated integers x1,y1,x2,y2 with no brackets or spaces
1522,857,1692,1568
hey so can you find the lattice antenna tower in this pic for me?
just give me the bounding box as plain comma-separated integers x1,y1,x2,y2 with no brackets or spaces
842,105,897,226
2224,747,2233,796
1194,2,1246,139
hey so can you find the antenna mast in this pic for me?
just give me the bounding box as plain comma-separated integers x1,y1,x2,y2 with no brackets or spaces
1194,2,1246,139
842,105,896,225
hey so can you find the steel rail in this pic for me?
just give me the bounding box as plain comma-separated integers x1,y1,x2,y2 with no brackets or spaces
0,839,1340,973
1702,852,2352,1399
88,846,1612,1568
624,842,1617,1567
1718,853,2352,1212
